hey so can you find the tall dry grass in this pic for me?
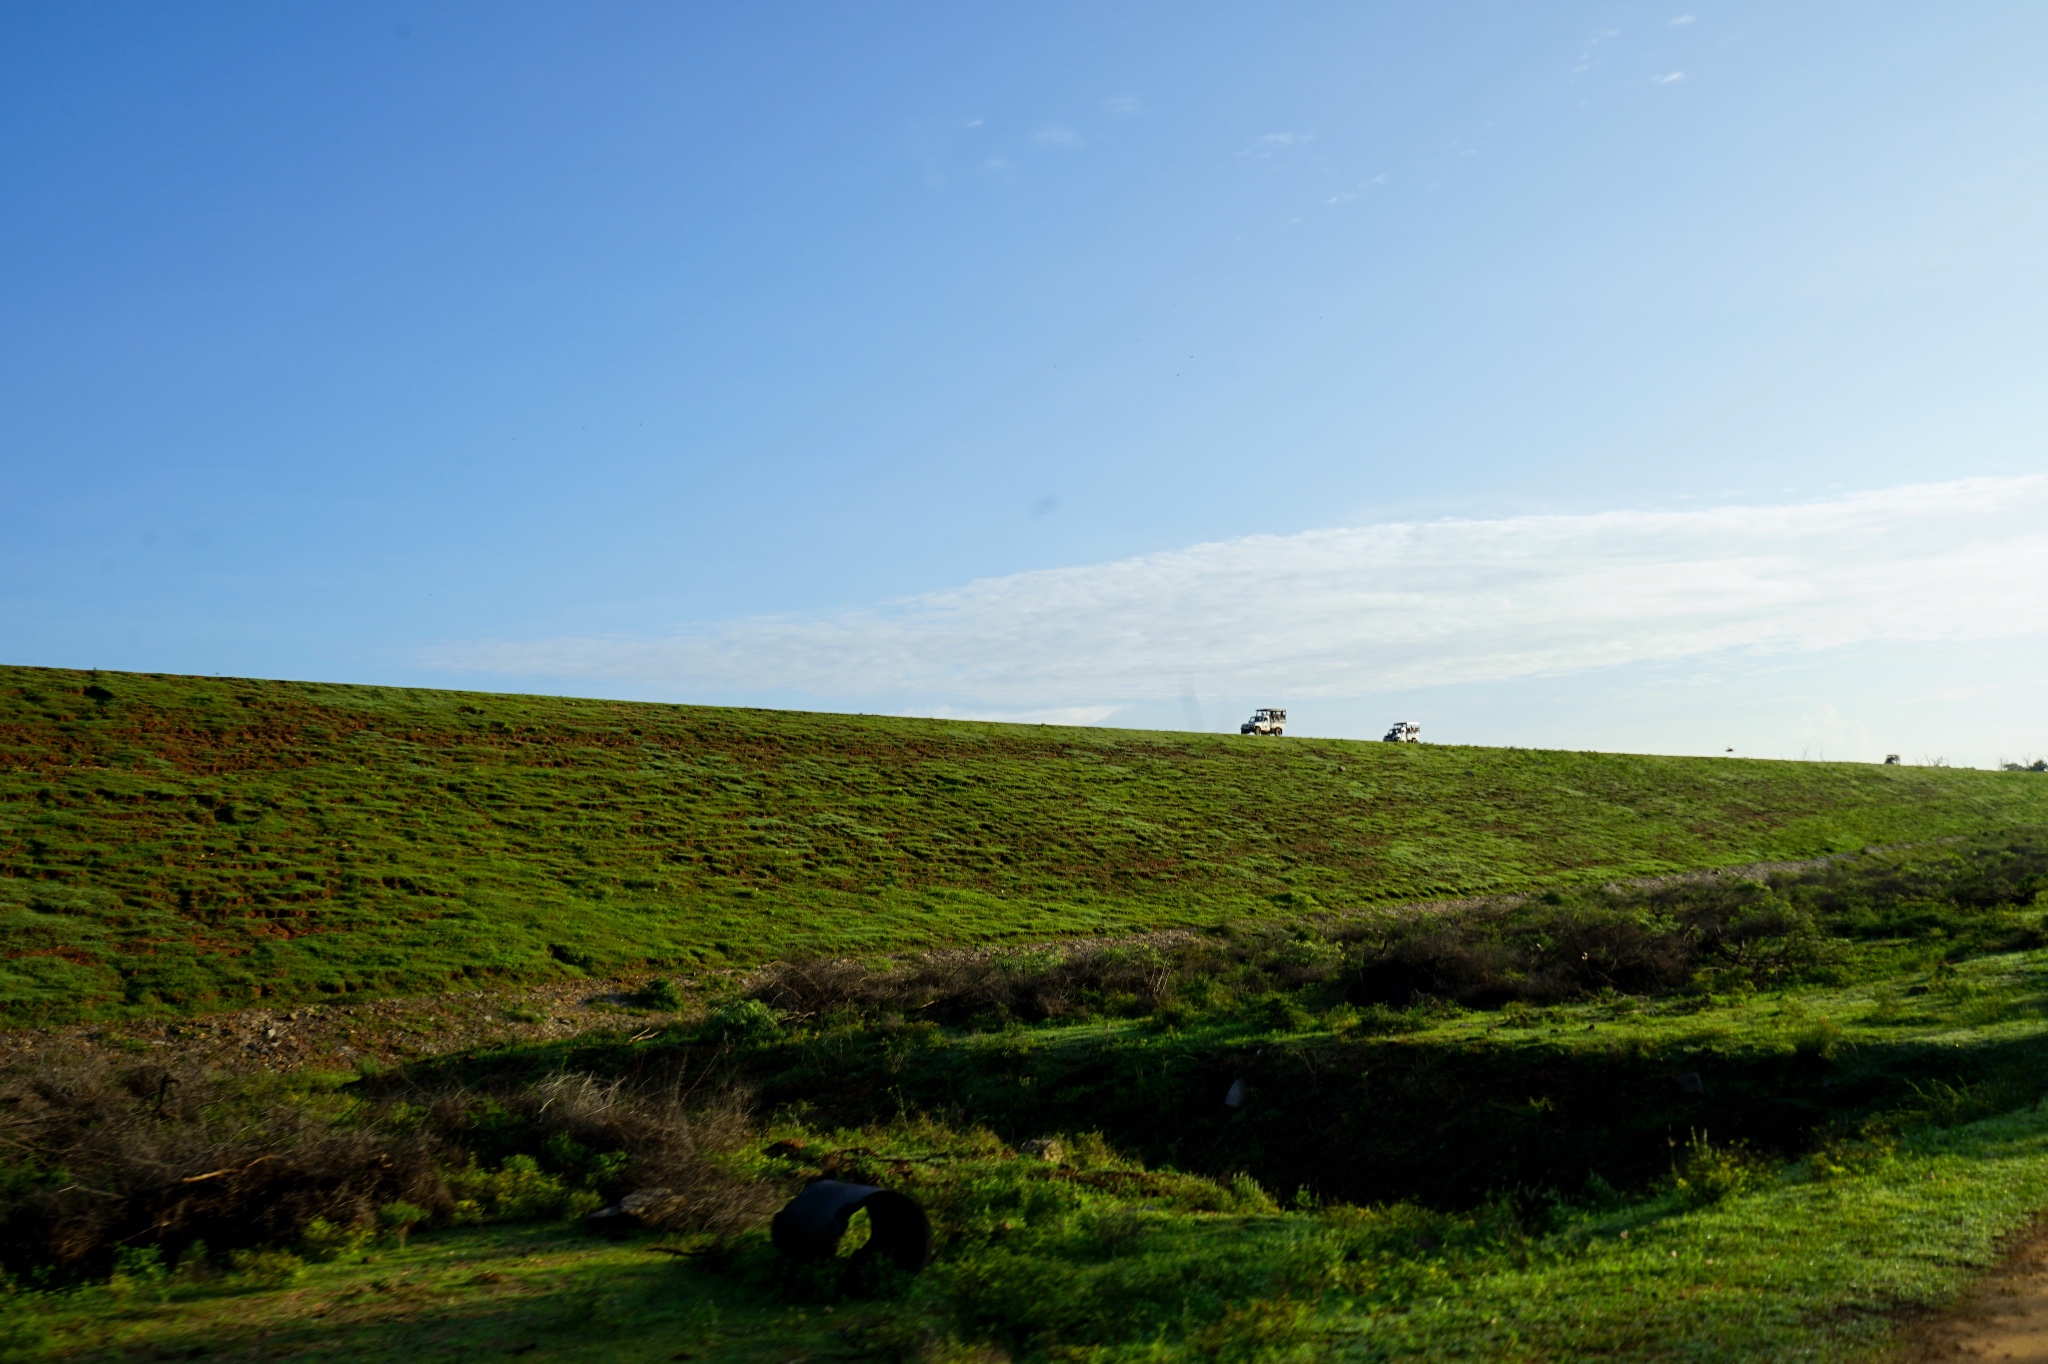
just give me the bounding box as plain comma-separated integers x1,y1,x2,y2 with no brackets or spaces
0,1057,770,1276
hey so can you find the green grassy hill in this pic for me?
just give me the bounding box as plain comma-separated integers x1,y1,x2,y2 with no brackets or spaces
4,663,2045,1026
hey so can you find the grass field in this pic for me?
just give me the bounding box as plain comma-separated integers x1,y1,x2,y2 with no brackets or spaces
6,663,2048,1027
6,671,2048,1361
22,1106,2048,1364
12,850,2048,1361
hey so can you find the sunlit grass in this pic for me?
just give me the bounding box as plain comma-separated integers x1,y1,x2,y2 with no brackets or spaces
6,663,2048,1027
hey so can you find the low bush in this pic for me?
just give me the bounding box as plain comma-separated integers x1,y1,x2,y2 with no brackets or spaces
748,943,1201,1028
1341,881,1846,1007
1668,1132,1771,1207
0,1059,771,1277
639,977,687,1011
0,1057,446,1277
743,840,2048,1026
225,1247,308,1288
700,999,786,1044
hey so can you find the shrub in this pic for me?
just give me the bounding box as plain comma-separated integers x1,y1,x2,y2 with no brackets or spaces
1791,1019,1845,1061
640,977,687,1011
742,845,2047,1028
747,942,1206,1030
300,1217,369,1259
702,999,785,1044
1670,1132,1768,1207
376,1200,427,1247
1227,1174,1278,1213
0,1057,446,1277
447,1156,584,1223
170,1240,216,1285
0,1060,772,1276
1241,993,1317,1033
105,1245,168,1300
226,1247,307,1288
1902,1079,2002,1128
426,1074,773,1235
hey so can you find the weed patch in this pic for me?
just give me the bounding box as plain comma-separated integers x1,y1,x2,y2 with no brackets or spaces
0,1059,768,1277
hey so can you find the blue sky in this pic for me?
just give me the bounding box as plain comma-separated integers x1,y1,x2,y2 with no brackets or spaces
4,3,2046,764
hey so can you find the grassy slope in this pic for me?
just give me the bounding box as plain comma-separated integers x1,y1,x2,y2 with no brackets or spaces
21,952,2048,1362
5,662,2047,1025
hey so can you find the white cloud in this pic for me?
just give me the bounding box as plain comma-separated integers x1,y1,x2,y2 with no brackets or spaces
1329,174,1390,203
908,704,1120,727
426,478,2048,714
1574,27,1623,73
1033,124,1081,147
1653,70,1688,84
1793,702,1872,764
1242,132,1313,162
1670,14,1697,24
1102,95,1142,115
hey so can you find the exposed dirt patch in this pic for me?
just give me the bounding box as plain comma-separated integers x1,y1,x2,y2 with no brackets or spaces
1900,1222,2048,1362
0,975,696,1076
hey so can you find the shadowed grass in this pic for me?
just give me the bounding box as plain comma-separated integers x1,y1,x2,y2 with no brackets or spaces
14,1103,2048,1362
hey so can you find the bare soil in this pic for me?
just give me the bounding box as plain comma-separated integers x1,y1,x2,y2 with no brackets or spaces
1901,1224,2048,1363
0,975,696,1077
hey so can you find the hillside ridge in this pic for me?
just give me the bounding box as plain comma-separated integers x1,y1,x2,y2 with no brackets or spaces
5,663,2045,1025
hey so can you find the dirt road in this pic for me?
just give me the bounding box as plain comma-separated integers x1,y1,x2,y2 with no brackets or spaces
1904,1225,2048,1363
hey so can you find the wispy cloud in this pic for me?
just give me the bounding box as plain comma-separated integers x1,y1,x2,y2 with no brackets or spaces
425,479,2048,710
1328,173,1389,204
1652,70,1688,84
1669,13,1697,24
1242,131,1313,160
1033,124,1082,147
1573,27,1622,74
912,704,1120,727
1102,94,1142,115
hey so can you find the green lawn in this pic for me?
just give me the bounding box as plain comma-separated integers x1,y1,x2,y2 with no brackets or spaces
6,664,2046,1027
